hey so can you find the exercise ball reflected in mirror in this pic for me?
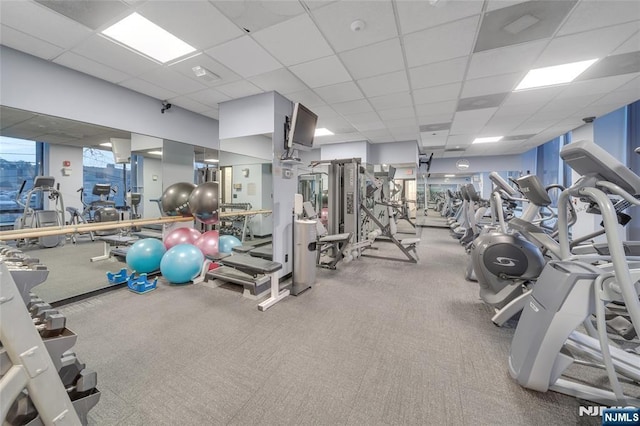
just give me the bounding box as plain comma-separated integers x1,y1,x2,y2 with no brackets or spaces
189,181,219,225
160,182,196,216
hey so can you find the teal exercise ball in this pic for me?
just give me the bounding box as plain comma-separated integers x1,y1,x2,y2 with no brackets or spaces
218,235,242,254
126,239,166,274
160,244,204,284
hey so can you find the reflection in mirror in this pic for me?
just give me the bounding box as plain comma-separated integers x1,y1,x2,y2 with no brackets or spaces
219,135,272,245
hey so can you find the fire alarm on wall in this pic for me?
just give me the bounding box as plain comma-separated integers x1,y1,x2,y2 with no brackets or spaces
63,160,71,167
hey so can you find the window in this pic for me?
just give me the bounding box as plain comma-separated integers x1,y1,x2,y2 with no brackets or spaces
0,137,43,227
82,148,130,207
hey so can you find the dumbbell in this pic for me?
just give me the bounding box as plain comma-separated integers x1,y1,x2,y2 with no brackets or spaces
5,391,38,425
34,312,66,337
29,302,53,317
27,295,45,310
59,352,86,387
66,369,98,395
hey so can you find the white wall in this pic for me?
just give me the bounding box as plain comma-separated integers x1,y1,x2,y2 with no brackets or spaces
219,93,275,140
231,163,272,236
369,140,419,165
429,152,536,175
0,46,219,150
141,157,162,218
46,144,84,222
220,135,272,161
162,140,194,188
321,140,369,162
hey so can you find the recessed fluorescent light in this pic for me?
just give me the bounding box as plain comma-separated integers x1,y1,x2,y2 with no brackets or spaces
444,174,455,177
514,59,598,91
314,128,334,137
102,13,196,63
99,142,112,147
204,158,219,163
148,150,163,155
473,136,503,144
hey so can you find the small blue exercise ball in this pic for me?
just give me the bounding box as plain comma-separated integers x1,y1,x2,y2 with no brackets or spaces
126,239,166,274
218,235,242,254
160,244,204,284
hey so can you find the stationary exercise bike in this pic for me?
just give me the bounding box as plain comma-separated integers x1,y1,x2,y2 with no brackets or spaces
67,184,120,242
13,176,66,248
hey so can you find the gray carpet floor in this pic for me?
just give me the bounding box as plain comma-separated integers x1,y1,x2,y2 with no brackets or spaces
39,227,603,425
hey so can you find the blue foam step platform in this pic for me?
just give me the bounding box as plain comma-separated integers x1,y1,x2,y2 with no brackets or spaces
106,268,129,285
127,273,158,294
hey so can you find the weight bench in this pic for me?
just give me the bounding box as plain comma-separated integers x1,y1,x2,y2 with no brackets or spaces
91,235,138,262
195,254,288,311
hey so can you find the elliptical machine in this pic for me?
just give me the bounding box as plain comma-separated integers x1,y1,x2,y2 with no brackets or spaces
14,176,66,248
68,184,120,242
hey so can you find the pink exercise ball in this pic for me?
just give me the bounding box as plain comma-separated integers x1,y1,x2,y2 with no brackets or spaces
195,230,219,256
163,227,201,250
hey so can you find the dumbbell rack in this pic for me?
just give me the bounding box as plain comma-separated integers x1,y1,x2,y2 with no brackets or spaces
0,248,100,425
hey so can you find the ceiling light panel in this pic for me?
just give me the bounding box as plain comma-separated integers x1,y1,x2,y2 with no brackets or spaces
102,13,197,63
404,16,480,68
515,59,598,90
253,14,333,66
473,136,503,144
138,1,243,50
474,0,577,52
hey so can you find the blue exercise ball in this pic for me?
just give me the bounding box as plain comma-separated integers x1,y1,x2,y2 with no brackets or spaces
126,239,166,274
160,244,204,284
218,235,242,254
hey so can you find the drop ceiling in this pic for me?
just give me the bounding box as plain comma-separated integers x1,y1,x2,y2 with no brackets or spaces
1,0,639,159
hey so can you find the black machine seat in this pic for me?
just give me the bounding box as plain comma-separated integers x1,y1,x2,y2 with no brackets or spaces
206,254,282,277
516,175,552,207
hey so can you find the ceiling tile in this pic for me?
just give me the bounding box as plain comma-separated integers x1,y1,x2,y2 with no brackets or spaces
461,73,521,98
53,51,130,83
339,38,404,80
412,83,462,105
404,16,479,68
71,35,159,77
564,72,638,97
485,1,530,13
308,104,340,119
499,86,563,115
415,100,457,117
215,80,264,99
317,115,355,133
253,14,333,66
169,52,242,87
576,51,640,81
200,109,220,120
474,1,577,53
119,78,178,102
377,107,416,121
332,99,373,115
352,120,386,132
558,0,640,36
206,36,282,78
409,57,468,89
360,129,393,143
358,70,409,97
384,117,417,129
34,0,128,30
0,1,93,48
314,81,364,104
167,96,211,114
418,113,456,126
343,111,382,126
450,108,498,134
248,68,308,94
139,1,244,50
467,40,546,80
138,67,207,94
457,93,508,112
481,114,530,134
311,1,398,52
213,1,305,33
368,92,413,111
289,55,351,88
187,88,232,109
534,22,640,68
614,31,640,55
0,25,65,60
396,0,483,35
286,89,326,107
